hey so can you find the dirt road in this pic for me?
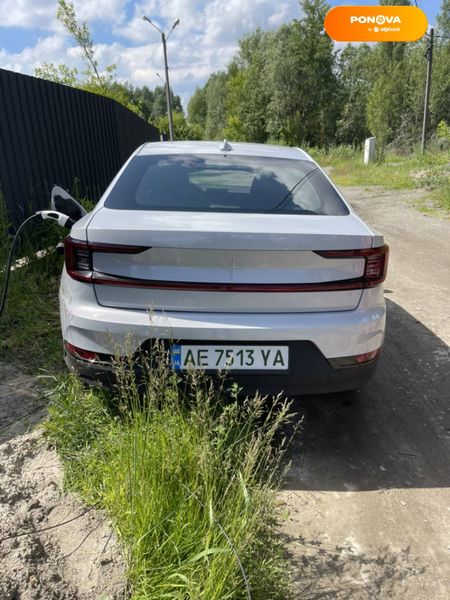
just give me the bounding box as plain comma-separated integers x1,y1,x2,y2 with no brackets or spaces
281,187,450,598
0,364,126,600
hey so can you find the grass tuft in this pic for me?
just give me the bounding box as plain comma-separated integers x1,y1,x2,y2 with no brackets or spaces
45,355,296,599
308,146,450,195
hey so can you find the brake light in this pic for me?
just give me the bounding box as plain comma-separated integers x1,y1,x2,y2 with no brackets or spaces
64,237,150,283
315,245,389,288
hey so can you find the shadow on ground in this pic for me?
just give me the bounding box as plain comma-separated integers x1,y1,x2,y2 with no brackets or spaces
284,298,450,492
283,534,424,600
280,298,449,598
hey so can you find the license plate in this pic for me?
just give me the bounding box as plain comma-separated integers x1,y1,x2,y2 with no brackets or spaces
171,345,289,371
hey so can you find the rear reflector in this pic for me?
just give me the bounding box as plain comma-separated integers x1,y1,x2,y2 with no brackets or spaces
64,341,99,361
329,347,382,369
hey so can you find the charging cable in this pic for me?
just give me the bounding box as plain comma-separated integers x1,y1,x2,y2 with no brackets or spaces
0,210,73,320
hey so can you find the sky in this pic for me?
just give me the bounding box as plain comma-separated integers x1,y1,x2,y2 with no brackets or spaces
0,0,443,109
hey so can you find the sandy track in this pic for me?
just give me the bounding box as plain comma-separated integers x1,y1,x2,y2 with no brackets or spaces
282,187,450,599
0,364,126,600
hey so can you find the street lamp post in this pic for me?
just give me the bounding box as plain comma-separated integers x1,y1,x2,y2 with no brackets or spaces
142,16,179,142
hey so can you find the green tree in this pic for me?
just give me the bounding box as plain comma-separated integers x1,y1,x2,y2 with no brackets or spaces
127,85,154,121
365,1,419,155
34,63,78,86
150,86,183,122
203,72,230,140
431,1,450,128
266,0,340,146
437,0,450,37
187,86,208,130
157,111,203,140
224,29,273,142
336,44,374,145
378,0,411,62
35,0,140,112
56,0,104,87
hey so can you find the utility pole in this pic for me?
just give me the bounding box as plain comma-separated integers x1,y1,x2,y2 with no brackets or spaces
161,31,174,142
421,27,434,154
143,16,180,142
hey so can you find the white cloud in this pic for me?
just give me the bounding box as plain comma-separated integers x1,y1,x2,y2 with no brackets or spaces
0,35,75,73
0,0,57,30
0,0,303,107
0,0,127,31
73,0,127,25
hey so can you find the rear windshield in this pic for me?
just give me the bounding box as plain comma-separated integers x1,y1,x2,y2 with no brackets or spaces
104,154,349,216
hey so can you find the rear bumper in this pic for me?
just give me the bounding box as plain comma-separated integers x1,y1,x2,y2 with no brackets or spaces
64,340,380,395
60,274,385,395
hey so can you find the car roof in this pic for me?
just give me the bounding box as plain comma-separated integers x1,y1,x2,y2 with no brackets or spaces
137,141,314,162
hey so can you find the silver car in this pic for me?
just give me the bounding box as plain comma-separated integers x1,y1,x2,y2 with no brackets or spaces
56,141,388,394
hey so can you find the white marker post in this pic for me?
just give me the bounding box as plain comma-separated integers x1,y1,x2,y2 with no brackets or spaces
364,137,376,165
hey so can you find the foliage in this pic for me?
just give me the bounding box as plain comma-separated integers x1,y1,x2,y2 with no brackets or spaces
336,45,373,145
437,0,450,38
32,0,450,149
35,0,185,121
34,1,137,111
430,42,450,129
272,0,339,147
189,0,450,154
56,0,103,86
204,72,230,140
437,120,450,145
188,86,208,128
224,29,273,143
45,359,296,599
34,63,78,86
157,111,203,140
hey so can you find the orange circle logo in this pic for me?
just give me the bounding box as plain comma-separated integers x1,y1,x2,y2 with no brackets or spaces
324,6,428,42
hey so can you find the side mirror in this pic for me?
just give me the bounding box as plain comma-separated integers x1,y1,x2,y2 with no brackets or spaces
51,186,87,223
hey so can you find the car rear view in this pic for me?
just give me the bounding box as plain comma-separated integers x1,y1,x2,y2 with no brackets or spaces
60,141,388,394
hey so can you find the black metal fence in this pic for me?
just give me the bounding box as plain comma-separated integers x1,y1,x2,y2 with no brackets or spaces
0,68,159,228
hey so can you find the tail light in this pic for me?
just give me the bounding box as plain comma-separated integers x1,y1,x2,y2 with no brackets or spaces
316,245,389,289
64,237,150,283
64,237,388,292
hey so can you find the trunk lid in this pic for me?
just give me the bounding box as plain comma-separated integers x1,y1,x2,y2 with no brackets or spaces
85,208,376,313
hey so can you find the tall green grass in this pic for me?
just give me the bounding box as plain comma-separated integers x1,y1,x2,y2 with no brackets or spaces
308,145,449,193
45,354,296,599
0,194,64,371
417,162,450,213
